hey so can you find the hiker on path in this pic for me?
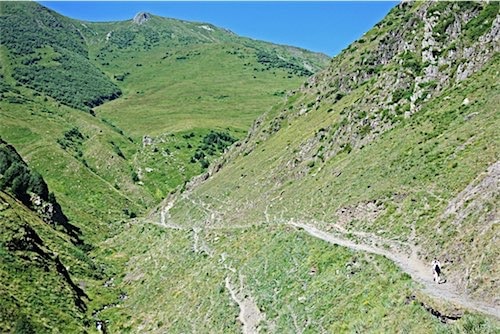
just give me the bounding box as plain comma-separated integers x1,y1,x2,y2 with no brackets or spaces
432,258,442,283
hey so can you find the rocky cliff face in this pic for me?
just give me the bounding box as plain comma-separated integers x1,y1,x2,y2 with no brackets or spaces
242,1,499,176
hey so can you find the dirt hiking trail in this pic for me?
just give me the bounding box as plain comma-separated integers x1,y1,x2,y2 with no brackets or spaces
150,194,498,322
290,222,499,319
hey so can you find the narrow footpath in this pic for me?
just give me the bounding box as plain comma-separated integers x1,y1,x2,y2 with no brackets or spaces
290,222,499,319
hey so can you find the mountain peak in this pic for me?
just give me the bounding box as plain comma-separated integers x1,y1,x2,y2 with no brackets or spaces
133,11,151,25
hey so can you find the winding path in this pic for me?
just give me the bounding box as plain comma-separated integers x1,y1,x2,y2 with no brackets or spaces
290,222,499,319
149,196,499,321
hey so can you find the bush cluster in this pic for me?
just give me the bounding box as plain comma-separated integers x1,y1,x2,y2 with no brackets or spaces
256,50,313,77
0,139,49,205
190,131,237,169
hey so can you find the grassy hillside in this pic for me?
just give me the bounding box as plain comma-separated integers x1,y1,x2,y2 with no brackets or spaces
0,1,329,202
98,222,497,333
150,0,499,326
84,13,329,198
0,2,121,111
2,0,499,332
0,139,123,332
0,2,330,331
0,86,150,240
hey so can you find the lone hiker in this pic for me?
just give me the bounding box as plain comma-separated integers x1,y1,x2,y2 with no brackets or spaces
432,258,442,283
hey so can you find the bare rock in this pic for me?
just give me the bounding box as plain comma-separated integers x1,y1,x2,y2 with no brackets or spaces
133,12,151,25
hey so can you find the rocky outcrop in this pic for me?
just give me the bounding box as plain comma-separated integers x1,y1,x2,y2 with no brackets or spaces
133,12,151,25
6,223,88,311
242,2,499,175
29,194,82,244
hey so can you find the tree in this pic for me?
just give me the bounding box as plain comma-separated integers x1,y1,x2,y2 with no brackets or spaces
28,172,49,200
14,314,36,334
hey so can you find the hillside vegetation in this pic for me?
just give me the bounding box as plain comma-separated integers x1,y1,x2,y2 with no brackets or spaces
137,1,498,331
0,2,121,111
0,139,117,333
0,1,329,332
85,12,329,199
0,1,329,204
1,1,499,333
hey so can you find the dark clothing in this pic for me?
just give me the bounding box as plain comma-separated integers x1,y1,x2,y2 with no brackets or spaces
434,265,441,275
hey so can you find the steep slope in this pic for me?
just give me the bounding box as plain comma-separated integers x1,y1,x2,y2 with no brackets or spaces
101,222,487,333
0,1,329,203
151,0,500,322
0,2,121,111
84,12,329,199
0,2,331,332
86,13,327,137
2,1,498,332
0,139,109,332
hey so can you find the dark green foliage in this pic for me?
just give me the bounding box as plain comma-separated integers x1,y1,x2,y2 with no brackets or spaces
114,72,130,81
0,140,80,245
57,127,85,150
13,315,36,334
131,171,139,183
182,132,196,139
200,159,210,169
0,138,81,242
334,92,345,102
432,5,455,43
13,52,121,110
359,125,372,136
110,141,126,159
341,143,352,154
123,207,137,218
0,2,86,56
392,88,412,103
28,172,49,199
57,127,90,166
101,118,125,136
401,51,422,76
202,131,237,151
418,80,438,90
256,50,313,77
0,140,49,204
109,29,136,49
0,75,15,95
0,2,121,110
190,131,237,169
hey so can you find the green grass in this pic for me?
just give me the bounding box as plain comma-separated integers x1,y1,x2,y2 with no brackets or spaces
83,16,328,197
0,2,121,111
0,90,151,243
0,192,90,333
94,42,321,137
101,223,498,333
1,1,499,332
168,27,500,307
1,1,330,205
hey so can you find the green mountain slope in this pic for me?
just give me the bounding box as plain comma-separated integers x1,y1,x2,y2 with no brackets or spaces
0,1,330,331
83,12,329,199
86,13,327,137
0,2,121,111
0,139,109,332
0,1,329,203
2,1,499,332
124,1,498,330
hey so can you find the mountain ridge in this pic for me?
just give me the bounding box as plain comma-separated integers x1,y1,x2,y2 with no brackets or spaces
1,1,499,332
156,0,499,326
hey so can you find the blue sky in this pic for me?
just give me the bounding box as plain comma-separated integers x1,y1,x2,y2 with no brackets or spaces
38,1,397,56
